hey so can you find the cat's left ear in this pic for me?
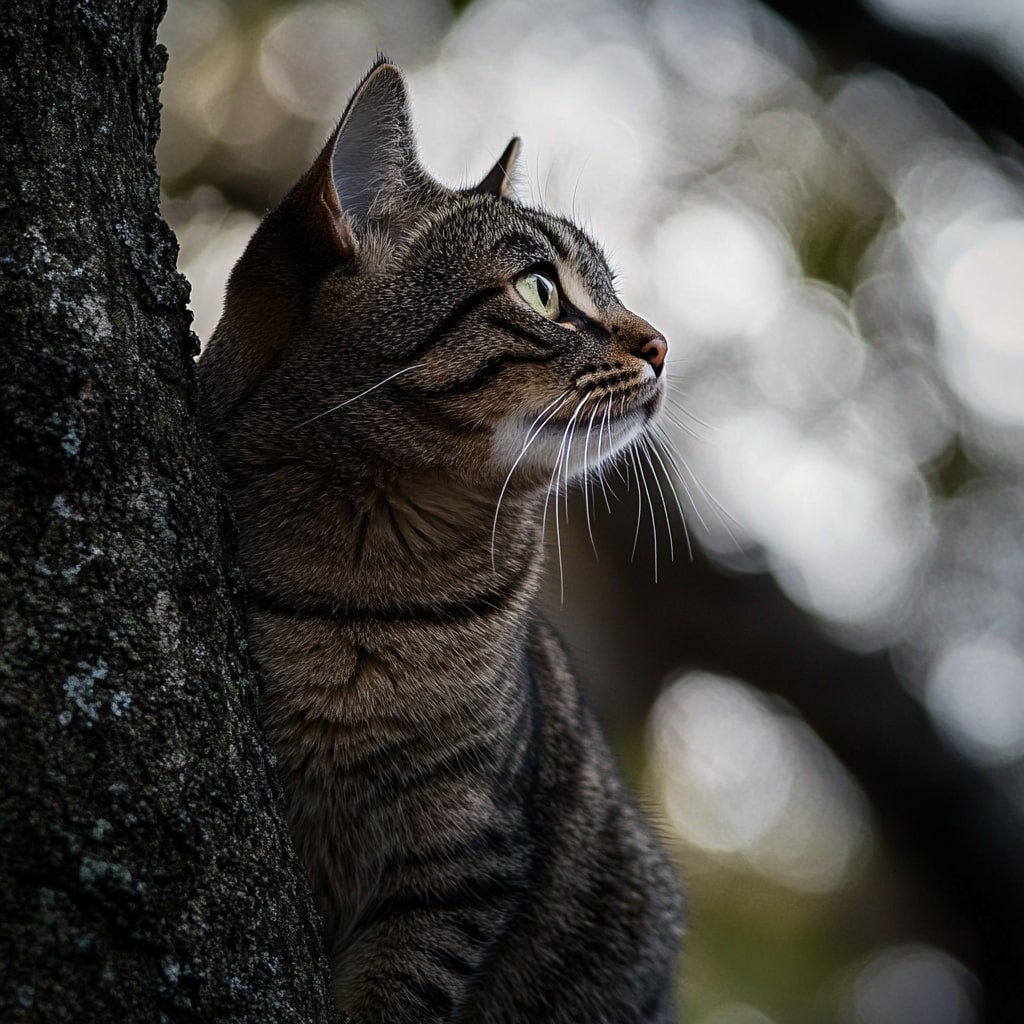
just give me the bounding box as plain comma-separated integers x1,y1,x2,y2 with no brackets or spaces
308,59,428,257
470,137,521,199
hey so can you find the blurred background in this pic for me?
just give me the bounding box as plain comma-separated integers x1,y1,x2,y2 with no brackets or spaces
157,1,1024,1020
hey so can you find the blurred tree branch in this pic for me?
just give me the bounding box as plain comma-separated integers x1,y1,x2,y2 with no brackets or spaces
759,0,1024,148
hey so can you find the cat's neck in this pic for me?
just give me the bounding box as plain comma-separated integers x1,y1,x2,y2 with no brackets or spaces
233,461,546,618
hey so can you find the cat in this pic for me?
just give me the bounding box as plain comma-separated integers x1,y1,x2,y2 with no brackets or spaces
199,58,683,1024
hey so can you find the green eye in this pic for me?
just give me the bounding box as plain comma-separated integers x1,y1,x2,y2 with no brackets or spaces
514,270,560,320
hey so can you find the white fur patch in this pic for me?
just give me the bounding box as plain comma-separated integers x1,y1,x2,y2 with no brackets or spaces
556,263,601,320
490,405,645,480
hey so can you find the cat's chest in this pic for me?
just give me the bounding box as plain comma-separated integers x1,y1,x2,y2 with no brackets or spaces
257,617,534,872
253,613,523,740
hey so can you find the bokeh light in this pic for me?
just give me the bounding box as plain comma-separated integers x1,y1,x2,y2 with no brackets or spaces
925,636,1024,764
936,218,1024,425
649,671,869,893
653,205,792,342
842,944,978,1024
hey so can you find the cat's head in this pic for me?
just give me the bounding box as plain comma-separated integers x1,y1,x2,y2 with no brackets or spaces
200,59,666,499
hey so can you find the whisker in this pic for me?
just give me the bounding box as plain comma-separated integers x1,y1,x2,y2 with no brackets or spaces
596,394,614,514
642,433,693,561
581,399,603,559
491,389,573,569
629,442,659,583
665,392,713,435
639,437,676,564
541,407,570,537
550,394,593,601
659,405,705,443
627,445,643,563
541,396,584,600
652,422,741,549
559,396,588,526
650,424,710,534
544,412,575,605
291,363,425,430
554,445,567,604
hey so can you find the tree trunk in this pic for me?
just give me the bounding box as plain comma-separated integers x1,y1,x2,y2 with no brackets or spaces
0,3,339,1021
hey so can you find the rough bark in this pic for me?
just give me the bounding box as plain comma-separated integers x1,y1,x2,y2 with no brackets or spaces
0,3,338,1021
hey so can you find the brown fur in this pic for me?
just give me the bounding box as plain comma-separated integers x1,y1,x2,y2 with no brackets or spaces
199,59,683,1024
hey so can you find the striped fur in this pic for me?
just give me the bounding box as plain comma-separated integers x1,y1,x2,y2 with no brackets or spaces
199,60,683,1023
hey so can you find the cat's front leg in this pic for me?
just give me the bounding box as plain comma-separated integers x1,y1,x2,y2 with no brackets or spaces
332,888,520,1024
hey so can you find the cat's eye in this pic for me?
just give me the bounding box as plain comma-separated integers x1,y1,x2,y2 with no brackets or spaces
514,270,560,320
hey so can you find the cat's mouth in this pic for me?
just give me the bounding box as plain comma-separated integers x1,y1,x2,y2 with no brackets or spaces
549,379,663,427
541,400,655,434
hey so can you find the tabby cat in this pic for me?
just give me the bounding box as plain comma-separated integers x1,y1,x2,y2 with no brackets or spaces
199,59,683,1023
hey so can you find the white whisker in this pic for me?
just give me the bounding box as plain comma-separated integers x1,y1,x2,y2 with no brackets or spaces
651,427,709,535
543,433,568,602
664,393,713,439
659,406,704,443
491,389,573,569
596,395,614,514
629,442,659,583
559,397,587,525
639,438,675,563
547,395,591,602
652,421,741,550
292,363,425,430
627,446,643,563
643,434,693,561
581,398,603,559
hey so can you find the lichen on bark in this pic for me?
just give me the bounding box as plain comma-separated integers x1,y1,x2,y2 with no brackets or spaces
0,3,339,1021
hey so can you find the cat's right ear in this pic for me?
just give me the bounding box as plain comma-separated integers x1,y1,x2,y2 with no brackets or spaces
311,59,424,256
471,137,521,199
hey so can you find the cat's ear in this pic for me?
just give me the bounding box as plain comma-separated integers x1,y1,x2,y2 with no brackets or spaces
321,60,424,247
471,137,521,199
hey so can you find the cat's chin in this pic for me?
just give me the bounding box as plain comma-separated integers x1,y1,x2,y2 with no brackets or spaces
489,404,651,485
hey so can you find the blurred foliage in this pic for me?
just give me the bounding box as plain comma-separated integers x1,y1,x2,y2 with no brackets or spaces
932,440,977,499
796,199,885,295
685,876,845,1019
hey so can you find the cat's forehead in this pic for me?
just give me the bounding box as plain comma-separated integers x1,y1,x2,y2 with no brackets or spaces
419,196,619,310
516,207,618,317
520,208,615,286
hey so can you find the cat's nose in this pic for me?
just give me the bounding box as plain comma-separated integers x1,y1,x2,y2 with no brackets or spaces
634,333,667,377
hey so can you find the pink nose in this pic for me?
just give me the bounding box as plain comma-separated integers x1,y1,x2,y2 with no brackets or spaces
634,333,667,376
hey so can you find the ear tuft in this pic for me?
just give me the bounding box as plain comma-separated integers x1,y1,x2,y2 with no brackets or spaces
471,137,521,199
